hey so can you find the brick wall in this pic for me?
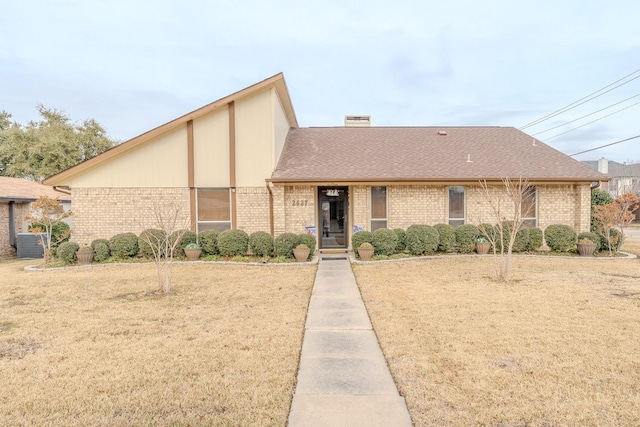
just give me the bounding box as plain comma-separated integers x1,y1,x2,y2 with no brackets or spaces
70,183,593,247
0,203,15,257
284,185,315,234
71,188,190,244
271,185,286,235
388,185,446,229
351,186,369,231
235,187,270,234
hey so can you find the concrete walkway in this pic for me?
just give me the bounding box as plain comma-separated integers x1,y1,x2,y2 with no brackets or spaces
288,255,412,427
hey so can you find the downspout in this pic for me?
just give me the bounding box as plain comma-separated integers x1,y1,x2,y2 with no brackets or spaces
8,201,16,248
590,181,601,190
267,182,274,236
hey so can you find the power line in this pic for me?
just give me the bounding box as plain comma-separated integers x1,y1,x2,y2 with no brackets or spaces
569,134,640,156
542,101,640,142
519,68,640,130
532,92,640,136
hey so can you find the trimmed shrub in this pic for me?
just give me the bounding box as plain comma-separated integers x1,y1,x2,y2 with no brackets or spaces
199,229,220,255
372,228,398,256
56,241,79,264
274,233,299,258
298,234,317,258
351,231,373,252
527,228,544,251
512,228,530,253
405,225,439,256
434,224,455,252
544,224,577,252
393,228,406,252
90,238,110,252
109,232,139,258
249,231,274,257
138,229,166,258
93,242,110,262
218,229,249,257
455,224,479,254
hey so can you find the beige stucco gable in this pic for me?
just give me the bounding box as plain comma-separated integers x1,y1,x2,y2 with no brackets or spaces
63,125,190,188
43,73,297,189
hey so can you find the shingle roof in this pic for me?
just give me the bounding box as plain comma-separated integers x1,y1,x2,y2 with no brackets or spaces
271,127,607,182
0,177,71,202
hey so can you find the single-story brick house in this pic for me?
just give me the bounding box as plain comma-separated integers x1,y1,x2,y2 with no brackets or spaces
0,177,72,257
43,73,607,250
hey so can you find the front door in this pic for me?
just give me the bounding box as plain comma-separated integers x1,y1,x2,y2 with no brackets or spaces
318,187,348,249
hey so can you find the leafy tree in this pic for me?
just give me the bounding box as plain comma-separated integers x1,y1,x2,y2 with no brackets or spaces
25,195,73,262
592,192,640,255
590,188,614,233
0,106,116,181
614,193,640,249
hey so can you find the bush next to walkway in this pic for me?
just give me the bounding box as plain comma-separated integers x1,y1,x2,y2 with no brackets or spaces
298,234,317,258
275,233,299,258
351,231,373,251
545,224,576,252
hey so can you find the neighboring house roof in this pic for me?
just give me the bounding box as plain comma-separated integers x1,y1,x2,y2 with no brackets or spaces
583,160,640,177
44,72,297,186
271,126,608,182
0,177,72,202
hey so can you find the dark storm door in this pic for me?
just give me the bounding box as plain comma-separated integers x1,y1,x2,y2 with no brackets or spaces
318,187,348,249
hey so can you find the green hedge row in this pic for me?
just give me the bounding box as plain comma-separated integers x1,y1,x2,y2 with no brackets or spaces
351,222,602,259
54,229,317,265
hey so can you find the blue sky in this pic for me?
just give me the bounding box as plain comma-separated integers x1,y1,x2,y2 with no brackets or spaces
1,0,639,162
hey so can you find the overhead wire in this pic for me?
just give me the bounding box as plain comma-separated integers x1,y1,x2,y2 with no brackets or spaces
519,68,640,130
531,92,640,136
569,135,640,156
542,101,640,142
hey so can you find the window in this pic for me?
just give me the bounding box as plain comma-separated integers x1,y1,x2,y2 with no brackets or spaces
197,188,231,232
371,186,387,231
448,186,465,227
521,186,537,227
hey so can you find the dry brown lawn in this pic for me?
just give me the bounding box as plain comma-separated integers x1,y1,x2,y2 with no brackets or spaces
0,261,316,426
354,239,640,426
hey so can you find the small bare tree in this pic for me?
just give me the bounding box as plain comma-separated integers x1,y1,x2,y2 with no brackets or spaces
137,199,191,293
473,178,532,282
25,195,72,262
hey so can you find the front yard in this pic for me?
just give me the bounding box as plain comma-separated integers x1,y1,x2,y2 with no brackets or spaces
353,238,640,426
0,261,316,426
3,238,639,426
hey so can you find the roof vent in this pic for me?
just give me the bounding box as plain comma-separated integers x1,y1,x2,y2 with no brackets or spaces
345,115,371,127
438,130,447,136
